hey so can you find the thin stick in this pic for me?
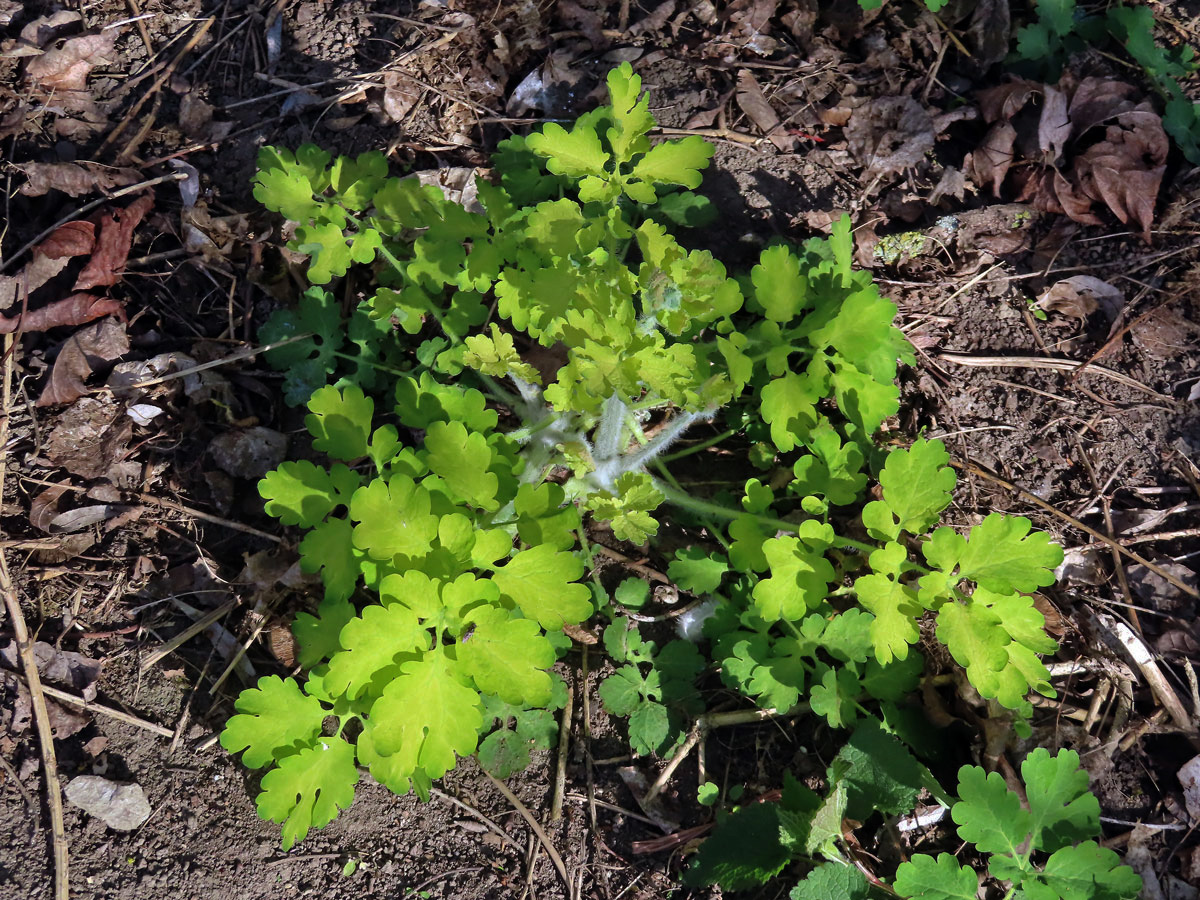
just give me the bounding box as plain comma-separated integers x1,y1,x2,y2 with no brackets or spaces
429,787,522,852
140,597,239,670
482,771,571,891
97,17,216,157
1,329,69,899
127,332,313,389
32,683,174,738
1,571,70,900
937,351,1177,403
136,493,283,543
643,724,702,806
1095,613,1197,741
550,678,573,822
951,458,1200,600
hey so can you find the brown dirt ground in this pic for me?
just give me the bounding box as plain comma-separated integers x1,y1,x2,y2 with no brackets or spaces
2,1,1200,899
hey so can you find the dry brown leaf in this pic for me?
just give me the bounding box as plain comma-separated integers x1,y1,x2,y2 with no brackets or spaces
722,0,779,55
30,485,69,533
969,121,1016,195
44,395,133,480
845,96,935,180
74,193,154,291
0,254,72,311
1130,305,1200,361
1038,84,1070,162
559,0,608,46
1074,124,1165,240
0,293,125,335
1067,77,1142,139
18,161,140,198
25,30,116,92
40,219,97,258
1051,168,1103,225
735,69,794,151
628,1,677,37
379,71,421,123
1036,275,1123,320
977,78,1039,123
928,166,967,205
37,316,129,407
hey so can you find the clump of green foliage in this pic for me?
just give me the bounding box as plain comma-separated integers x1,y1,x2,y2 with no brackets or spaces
220,63,1136,900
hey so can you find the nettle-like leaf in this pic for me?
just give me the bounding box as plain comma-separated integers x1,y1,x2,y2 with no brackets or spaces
897,750,1140,900
599,620,704,755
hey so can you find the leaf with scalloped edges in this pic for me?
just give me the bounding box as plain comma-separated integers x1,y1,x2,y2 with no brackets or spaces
923,514,1064,596
292,596,355,668
605,62,653,162
349,476,439,560
751,245,810,323
458,606,555,706
490,544,593,630
855,541,924,665
324,604,430,699
514,482,581,552
298,517,360,603
753,536,836,622
894,853,979,900
305,385,374,461
421,420,500,511
629,137,713,202
256,736,358,850
760,372,821,452
583,472,664,544
260,461,361,528
526,121,609,179
220,675,327,769
393,372,498,434
367,649,483,778
329,150,388,211
293,221,353,285
791,423,867,507
863,438,957,541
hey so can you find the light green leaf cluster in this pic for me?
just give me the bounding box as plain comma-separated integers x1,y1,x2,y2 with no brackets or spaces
225,379,592,846
896,750,1142,900
526,63,713,205
852,437,1062,712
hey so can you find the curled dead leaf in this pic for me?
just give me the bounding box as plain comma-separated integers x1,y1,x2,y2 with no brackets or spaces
74,192,154,290
970,121,1016,195
25,30,116,92
735,69,794,151
1036,275,1123,321
1074,124,1165,241
0,293,125,335
37,316,129,407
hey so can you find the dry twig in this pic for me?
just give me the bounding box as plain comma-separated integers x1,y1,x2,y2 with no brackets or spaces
0,333,69,900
